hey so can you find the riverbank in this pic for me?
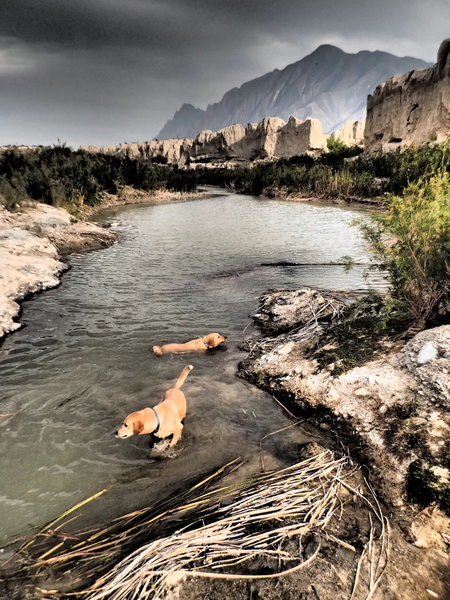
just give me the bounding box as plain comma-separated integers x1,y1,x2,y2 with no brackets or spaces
237,287,449,597
260,186,384,208
76,185,209,219
0,202,116,340
0,188,207,341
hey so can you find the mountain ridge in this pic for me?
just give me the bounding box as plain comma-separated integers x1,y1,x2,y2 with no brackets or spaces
156,44,431,139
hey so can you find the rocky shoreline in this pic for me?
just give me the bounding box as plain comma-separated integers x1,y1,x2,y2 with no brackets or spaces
0,202,116,340
236,287,449,597
0,188,206,341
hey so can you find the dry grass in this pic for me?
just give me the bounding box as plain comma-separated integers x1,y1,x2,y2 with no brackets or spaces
243,297,346,356
8,450,390,600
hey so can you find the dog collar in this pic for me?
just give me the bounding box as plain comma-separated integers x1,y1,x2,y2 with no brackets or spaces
203,339,210,349
151,407,161,434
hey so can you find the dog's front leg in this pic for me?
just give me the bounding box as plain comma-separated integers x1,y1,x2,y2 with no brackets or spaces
169,423,183,447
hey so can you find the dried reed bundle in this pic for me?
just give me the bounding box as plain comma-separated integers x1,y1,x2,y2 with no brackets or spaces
85,450,347,600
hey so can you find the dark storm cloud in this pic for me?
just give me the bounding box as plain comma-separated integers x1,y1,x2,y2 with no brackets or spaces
0,0,448,146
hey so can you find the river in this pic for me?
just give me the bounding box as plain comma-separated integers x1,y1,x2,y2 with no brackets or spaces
0,190,385,546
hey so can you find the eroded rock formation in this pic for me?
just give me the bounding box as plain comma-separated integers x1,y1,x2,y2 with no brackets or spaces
365,39,450,152
239,288,450,514
331,120,365,146
82,116,328,166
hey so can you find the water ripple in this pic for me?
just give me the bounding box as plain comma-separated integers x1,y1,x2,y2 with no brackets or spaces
0,191,383,544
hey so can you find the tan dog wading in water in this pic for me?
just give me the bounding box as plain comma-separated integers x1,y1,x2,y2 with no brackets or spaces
114,365,193,448
152,333,227,355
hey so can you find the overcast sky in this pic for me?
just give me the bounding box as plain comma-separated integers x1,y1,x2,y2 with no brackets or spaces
0,0,448,147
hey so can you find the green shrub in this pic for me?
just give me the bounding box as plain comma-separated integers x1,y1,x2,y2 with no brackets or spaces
0,146,198,209
360,172,450,331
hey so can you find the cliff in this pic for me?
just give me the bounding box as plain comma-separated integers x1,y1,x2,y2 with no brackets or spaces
365,39,450,152
331,120,365,146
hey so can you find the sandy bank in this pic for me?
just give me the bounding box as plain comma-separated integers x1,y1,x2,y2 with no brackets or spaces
79,186,209,219
261,186,384,207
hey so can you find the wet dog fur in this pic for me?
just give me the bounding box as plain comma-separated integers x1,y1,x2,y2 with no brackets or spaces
115,365,193,448
152,333,227,356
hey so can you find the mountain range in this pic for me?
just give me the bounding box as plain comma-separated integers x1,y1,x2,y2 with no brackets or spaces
156,44,430,139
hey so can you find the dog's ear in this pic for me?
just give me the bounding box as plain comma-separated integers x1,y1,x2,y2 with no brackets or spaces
206,334,217,347
133,420,144,434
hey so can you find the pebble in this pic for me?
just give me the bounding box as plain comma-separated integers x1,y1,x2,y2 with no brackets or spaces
416,342,438,365
355,387,371,397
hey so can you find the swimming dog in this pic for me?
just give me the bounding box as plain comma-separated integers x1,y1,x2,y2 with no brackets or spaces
152,333,227,355
115,365,193,448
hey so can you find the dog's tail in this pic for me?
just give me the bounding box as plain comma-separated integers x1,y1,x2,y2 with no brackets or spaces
174,365,193,389
153,345,163,356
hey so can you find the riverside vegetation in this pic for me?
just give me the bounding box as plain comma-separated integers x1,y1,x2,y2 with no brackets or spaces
198,138,450,201
1,142,448,339
0,145,197,213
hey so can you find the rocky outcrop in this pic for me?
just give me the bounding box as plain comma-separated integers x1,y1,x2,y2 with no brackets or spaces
0,203,116,339
254,288,347,335
239,289,450,514
189,115,328,161
331,120,365,146
83,116,328,166
82,138,194,166
365,39,450,152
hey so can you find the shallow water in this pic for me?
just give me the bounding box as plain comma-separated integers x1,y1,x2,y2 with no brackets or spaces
0,190,385,545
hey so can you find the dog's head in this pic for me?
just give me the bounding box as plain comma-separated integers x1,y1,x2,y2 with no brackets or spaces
205,332,227,348
115,410,151,439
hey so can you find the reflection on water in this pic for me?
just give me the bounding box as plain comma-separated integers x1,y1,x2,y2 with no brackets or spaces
0,190,385,544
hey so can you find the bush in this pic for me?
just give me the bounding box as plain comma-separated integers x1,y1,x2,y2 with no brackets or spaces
360,172,450,331
197,141,450,201
0,146,198,209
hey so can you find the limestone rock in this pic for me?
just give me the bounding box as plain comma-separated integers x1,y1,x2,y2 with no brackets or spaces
83,115,328,166
276,117,328,156
254,288,347,335
416,341,439,365
365,39,450,152
81,138,194,167
331,120,365,146
239,296,450,511
189,116,326,162
402,325,450,407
